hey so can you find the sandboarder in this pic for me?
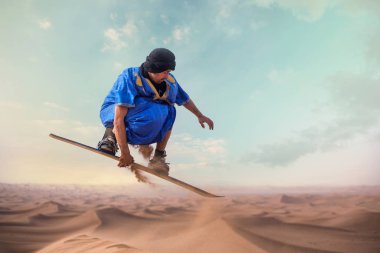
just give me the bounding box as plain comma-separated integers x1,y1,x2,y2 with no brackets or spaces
98,48,214,175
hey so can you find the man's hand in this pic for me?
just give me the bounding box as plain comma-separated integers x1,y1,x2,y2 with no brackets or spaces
183,99,214,130
198,115,214,130
118,152,134,167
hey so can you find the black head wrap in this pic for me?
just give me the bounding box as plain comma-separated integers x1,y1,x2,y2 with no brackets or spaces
142,48,176,73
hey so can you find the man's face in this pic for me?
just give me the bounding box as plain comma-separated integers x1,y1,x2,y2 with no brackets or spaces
148,70,172,83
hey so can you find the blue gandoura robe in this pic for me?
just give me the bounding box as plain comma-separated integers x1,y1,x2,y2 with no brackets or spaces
100,67,190,145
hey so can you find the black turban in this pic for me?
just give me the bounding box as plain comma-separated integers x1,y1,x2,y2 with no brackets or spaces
142,48,176,73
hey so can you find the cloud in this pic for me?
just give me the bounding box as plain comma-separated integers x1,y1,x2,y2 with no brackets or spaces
217,3,233,19
170,134,226,155
102,19,138,51
276,0,331,22
247,0,332,22
163,26,191,44
38,18,52,30
367,30,380,66
103,28,127,51
250,67,321,106
250,0,274,8
160,14,169,24
32,119,101,138
110,13,118,21
121,19,137,37
43,101,69,112
211,0,244,36
267,68,297,84
340,0,380,16
167,133,227,170
114,62,124,71
243,140,317,166
224,27,242,37
328,72,380,114
250,19,267,31
0,101,25,110
173,26,191,41
244,71,380,166
318,72,380,145
149,36,157,44
247,0,380,22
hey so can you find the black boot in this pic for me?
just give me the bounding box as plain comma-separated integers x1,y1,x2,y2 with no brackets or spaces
98,128,119,155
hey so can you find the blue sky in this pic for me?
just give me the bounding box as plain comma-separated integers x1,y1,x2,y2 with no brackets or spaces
1,0,379,187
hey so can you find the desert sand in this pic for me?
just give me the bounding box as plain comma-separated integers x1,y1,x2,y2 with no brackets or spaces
0,183,379,253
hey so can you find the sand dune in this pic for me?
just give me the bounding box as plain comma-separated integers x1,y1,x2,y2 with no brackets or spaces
0,184,379,253
38,234,148,253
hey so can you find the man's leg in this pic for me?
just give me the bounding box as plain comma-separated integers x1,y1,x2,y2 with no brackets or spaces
138,145,153,160
148,129,172,175
156,129,172,153
98,127,118,155
138,129,171,161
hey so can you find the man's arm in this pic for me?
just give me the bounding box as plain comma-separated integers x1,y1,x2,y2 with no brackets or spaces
183,99,214,130
113,105,134,167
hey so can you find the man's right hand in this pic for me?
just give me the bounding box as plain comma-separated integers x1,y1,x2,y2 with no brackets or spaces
118,153,134,167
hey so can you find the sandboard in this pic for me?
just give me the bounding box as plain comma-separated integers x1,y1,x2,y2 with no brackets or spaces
49,133,223,198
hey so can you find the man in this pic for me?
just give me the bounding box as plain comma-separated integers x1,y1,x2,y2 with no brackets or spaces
98,48,214,174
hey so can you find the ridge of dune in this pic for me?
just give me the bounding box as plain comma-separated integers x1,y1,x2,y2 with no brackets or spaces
318,209,380,232
0,201,66,224
37,208,101,230
229,225,342,253
0,206,101,253
0,201,62,215
37,234,148,253
96,207,151,220
233,215,352,232
226,216,342,253
94,207,157,228
143,206,193,217
280,194,316,204
90,205,188,245
123,216,268,253
227,214,380,253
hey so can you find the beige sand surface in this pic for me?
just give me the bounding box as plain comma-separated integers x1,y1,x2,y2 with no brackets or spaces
0,183,379,253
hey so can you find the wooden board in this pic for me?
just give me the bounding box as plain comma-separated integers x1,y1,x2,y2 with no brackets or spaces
49,133,223,198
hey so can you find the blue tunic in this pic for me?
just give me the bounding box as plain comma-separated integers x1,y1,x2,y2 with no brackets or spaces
100,67,190,145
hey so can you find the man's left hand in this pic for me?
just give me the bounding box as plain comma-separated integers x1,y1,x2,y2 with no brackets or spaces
198,115,214,130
